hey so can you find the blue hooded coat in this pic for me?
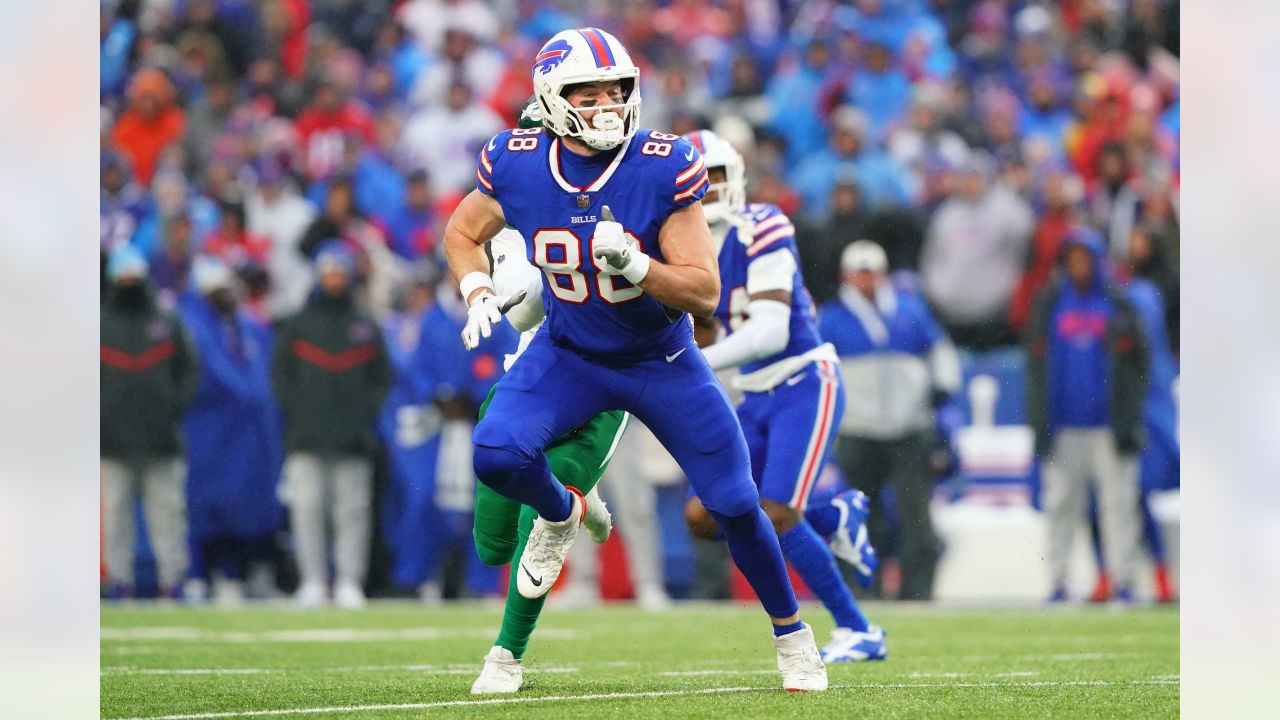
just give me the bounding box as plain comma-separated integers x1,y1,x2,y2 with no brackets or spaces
177,293,284,542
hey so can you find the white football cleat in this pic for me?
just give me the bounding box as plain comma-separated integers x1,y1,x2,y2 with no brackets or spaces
582,487,612,544
516,491,585,599
471,645,523,694
821,625,888,662
773,624,828,692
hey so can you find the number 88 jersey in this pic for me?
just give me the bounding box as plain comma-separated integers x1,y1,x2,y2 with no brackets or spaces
476,126,709,360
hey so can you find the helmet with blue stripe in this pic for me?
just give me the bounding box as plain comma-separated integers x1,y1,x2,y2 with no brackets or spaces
531,28,641,151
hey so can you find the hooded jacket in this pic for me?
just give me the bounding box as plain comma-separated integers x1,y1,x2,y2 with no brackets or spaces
1026,229,1149,454
272,289,391,455
100,284,199,459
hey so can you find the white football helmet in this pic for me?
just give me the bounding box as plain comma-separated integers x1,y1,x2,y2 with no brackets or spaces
531,28,641,151
684,129,746,225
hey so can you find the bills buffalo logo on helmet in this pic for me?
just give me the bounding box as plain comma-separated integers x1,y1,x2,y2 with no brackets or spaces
534,39,572,76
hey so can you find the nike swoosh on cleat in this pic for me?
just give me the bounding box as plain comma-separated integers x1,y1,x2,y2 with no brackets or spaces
685,147,696,161
520,564,542,587
665,347,687,362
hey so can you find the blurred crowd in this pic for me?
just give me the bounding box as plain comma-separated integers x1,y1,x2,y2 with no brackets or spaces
100,0,1179,604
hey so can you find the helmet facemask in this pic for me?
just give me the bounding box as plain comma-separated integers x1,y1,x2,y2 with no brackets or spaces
701,163,747,227
539,76,641,151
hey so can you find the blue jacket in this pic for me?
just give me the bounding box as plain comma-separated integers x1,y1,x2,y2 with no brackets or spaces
414,298,517,409
177,294,283,540
1026,231,1149,453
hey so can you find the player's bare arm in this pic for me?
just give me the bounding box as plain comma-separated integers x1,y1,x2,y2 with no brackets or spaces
640,201,721,317
444,190,507,303
445,190,526,349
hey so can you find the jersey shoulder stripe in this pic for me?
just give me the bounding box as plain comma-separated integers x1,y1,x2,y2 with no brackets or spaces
745,203,796,257
646,132,706,207
476,128,548,196
676,155,705,185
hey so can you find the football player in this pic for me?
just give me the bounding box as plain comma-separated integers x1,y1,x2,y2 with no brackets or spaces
683,129,887,662
443,28,826,691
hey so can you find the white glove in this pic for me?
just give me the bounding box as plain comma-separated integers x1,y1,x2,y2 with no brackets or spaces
592,205,650,283
461,290,526,350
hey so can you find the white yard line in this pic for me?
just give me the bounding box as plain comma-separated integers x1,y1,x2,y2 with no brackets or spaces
104,665,578,677
116,679,1180,720
115,686,764,720
100,627,580,643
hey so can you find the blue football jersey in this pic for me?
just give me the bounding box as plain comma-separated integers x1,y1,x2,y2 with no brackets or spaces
712,203,824,374
476,127,708,359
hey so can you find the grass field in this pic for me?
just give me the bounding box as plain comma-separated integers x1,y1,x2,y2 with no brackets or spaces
102,600,1178,719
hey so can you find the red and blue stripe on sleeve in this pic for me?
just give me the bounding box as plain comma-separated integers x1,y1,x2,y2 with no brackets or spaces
673,149,708,208
476,136,498,195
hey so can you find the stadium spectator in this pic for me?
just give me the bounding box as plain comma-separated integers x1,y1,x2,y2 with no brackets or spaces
1010,167,1085,332
1086,141,1139,249
398,0,499,54
408,27,505,109
177,258,284,605
1026,228,1149,603
202,199,273,320
246,160,317,319
765,38,835,168
640,63,715,137
100,0,139,100
790,106,913,221
181,72,239,178
101,246,199,599
101,150,150,252
376,169,439,262
1124,204,1179,352
132,169,220,258
110,68,187,187
203,200,271,270
295,79,378,181
819,241,961,600
886,83,970,198
399,79,504,193
148,215,196,308
920,152,1034,350
1019,71,1073,155
844,41,913,141
306,132,406,222
300,177,373,259
272,242,391,609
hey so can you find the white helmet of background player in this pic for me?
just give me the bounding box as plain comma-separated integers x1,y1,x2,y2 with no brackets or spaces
684,129,746,225
531,28,641,151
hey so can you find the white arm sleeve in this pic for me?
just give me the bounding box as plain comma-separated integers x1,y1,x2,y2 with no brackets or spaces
744,249,797,294
701,299,791,371
490,228,547,332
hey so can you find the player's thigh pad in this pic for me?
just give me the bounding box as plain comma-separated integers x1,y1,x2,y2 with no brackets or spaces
472,333,614,460
753,361,845,510
629,352,757,517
